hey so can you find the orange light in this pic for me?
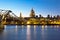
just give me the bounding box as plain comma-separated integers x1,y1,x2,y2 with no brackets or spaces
27,21,30,24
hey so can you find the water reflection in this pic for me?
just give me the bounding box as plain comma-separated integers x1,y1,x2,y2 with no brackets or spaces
0,30,4,40
34,25,36,30
45,25,47,29
4,25,6,31
15,25,17,32
0,25,60,40
41,25,45,40
27,25,31,40
34,25,37,40
50,25,60,28
42,25,45,30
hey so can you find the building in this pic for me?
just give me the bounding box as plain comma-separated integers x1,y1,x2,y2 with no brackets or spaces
30,8,35,17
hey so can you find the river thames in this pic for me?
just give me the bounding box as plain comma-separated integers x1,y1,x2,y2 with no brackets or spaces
0,25,60,40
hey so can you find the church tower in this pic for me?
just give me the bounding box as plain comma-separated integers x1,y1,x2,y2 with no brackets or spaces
20,12,22,19
30,8,35,17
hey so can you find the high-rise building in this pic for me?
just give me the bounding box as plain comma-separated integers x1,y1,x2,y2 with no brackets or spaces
30,8,35,17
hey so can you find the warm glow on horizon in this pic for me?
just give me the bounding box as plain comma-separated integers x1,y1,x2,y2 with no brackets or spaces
0,0,59,17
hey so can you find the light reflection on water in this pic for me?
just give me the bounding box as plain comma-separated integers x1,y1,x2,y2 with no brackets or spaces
27,25,31,40
0,25,60,40
41,25,45,40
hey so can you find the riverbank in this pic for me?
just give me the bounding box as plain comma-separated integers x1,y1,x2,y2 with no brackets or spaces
0,24,4,30
3,24,60,25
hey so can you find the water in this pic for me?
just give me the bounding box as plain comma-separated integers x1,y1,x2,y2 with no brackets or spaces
0,25,60,40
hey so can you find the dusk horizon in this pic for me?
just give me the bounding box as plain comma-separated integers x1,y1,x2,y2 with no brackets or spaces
0,0,60,17
0,0,60,40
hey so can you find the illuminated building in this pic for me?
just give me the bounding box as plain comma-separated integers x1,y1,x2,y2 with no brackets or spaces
30,8,35,17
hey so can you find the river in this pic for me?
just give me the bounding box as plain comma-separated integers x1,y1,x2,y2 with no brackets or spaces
0,25,60,40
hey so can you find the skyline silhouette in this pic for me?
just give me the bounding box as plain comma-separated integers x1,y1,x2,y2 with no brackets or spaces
0,0,60,17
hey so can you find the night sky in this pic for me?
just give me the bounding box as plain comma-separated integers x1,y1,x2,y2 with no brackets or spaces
0,0,60,17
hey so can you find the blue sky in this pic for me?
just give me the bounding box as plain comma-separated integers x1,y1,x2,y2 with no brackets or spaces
0,0,60,17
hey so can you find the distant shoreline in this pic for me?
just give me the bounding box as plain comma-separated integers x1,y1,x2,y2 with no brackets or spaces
3,24,60,25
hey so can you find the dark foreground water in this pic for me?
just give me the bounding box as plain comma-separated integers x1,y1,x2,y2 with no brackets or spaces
0,25,60,40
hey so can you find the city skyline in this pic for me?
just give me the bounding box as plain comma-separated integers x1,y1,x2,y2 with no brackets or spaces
0,0,60,17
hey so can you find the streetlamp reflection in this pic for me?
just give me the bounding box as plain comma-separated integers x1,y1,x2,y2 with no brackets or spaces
27,25,31,40
34,25,37,40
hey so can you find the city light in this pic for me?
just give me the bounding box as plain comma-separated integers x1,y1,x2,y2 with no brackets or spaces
27,21,30,24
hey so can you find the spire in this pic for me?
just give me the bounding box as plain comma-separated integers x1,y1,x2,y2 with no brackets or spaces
30,8,35,17
20,12,22,18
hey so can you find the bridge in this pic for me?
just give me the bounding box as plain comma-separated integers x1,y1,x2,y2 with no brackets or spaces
0,9,24,30
0,9,19,20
